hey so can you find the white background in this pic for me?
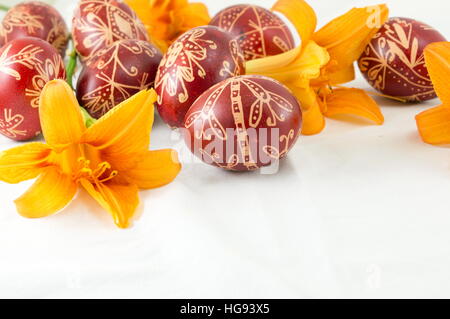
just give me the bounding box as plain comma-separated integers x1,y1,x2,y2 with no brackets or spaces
0,0,449,299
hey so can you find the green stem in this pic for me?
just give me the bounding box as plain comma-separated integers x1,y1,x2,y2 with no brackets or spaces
81,107,97,128
0,4,10,11
66,49,78,90
64,42,96,127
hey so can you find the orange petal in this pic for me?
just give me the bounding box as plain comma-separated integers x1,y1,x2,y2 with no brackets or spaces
120,149,181,189
83,89,156,156
125,0,210,52
311,63,356,87
15,168,77,218
0,143,52,184
416,104,450,145
313,4,389,69
39,80,86,150
424,42,450,105
245,46,303,75
328,64,356,86
176,2,211,32
272,0,317,46
323,88,384,125
80,179,139,229
246,41,330,84
290,85,325,135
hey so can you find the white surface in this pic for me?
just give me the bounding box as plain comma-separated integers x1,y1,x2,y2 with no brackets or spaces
0,0,450,299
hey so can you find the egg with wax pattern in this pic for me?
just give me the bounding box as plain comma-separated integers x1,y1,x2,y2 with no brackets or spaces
0,37,66,141
72,0,149,61
155,25,246,128
76,39,162,119
209,4,295,61
358,17,447,102
184,75,302,171
0,1,69,57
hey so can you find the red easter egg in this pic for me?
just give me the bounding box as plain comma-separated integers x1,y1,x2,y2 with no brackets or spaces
76,39,162,119
209,4,295,61
184,75,302,171
0,1,69,57
155,26,246,128
72,0,149,61
358,17,447,102
0,37,66,141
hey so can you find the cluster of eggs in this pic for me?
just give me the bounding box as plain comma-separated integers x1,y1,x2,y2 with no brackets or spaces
72,0,162,119
155,5,301,171
0,0,162,141
0,1,67,140
0,1,447,171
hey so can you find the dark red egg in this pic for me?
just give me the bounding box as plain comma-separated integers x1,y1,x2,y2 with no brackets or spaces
184,75,302,171
155,26,246,128
0,37,66,141
72,0,149,61
209,4,295,61
76,39,162,119
0,1,69,57
358,17,447,102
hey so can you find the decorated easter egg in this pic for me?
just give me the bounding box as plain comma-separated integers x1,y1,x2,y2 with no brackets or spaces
0,1,69,57
358,17,446,102
155,26,246,128
209,4,295,61
76,39,162,119
0,37,66,141
72,0,149,61
184,75,302,171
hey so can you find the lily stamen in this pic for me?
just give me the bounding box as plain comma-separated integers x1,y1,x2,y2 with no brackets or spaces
98,171,118,183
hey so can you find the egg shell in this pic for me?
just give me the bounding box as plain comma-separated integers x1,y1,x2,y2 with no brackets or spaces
209,4,295,61
76,39,162,119
155,26,246,128
0,1,69,57
184,75,302,171
0,37,66,141
358,17,447,102
72,0,149,61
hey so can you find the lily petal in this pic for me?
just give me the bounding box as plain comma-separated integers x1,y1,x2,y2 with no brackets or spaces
0,143,52,184
424,42,450,105
15,168,77,218
83,89,156,155
245,46,303,75
328,64,356,86
313,4,389,69
126,0,210,52
80,179,139,228
416,104,450,145
120,149,181,189
40,80,86,150
272,0,317,46
323,88,384,125
290,85,325,135
176,2,211,34
247,41,330,84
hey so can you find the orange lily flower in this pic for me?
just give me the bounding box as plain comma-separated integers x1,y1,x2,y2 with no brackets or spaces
0,80,181,228
415,42,450,145
246,0,389,135
125,0,211,52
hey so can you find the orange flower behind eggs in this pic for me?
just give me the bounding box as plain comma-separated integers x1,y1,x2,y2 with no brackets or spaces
125,0,211,52
246,0,389,135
